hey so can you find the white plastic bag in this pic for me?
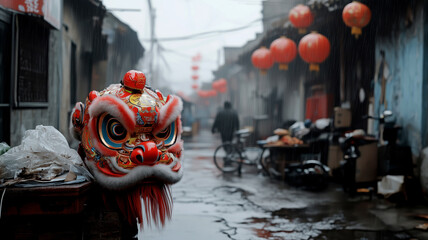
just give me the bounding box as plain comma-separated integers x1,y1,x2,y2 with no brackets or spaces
377,175,404,198
0,142,10,155
0,125,85,181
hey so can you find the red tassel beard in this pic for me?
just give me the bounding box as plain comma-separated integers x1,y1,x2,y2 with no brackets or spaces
113,183,173,229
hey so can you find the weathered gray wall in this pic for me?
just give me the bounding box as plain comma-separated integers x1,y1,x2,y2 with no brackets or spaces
61,0,104,142
374,5,424,156
62,0,96,104
262,0,304,31
102,13,144,88
10,30,62,146
60,33,72,139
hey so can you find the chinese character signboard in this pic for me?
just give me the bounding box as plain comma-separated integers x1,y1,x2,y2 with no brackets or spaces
0,0,60,29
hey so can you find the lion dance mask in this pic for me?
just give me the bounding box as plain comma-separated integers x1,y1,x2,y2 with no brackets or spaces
70,70,183,229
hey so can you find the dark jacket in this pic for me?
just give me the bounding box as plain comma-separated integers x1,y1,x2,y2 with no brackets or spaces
212,108,239,142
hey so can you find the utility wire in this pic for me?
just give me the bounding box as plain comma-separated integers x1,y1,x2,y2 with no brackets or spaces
159,44,218,63
141,19,260,42
144,9,287,83
107,8,141,12
140,12,286,42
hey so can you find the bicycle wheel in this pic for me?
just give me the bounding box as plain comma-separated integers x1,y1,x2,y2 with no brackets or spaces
259,148,272,176
213,144,241,173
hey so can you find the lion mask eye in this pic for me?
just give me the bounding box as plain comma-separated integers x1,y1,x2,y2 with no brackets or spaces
154,120,178,147
98,113,130,149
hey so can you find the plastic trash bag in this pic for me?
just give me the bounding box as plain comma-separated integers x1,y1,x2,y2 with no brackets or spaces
289,121,306,137
314,118,331,130
0,125,87,181
290,121,310,139
377,175,404,198
0,142,10,156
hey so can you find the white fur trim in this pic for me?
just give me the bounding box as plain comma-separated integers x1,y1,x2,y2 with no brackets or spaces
86,155,183,191
69,102,84,141
153,95,183,135
88,95,136,131
105,156,131,174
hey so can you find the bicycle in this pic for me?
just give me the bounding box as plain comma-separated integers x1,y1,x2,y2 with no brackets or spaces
213,129,268,175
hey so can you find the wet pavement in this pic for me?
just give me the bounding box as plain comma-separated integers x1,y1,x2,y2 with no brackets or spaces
140,130,428,240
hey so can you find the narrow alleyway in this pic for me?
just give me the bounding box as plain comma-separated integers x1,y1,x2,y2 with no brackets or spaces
140,130,428,240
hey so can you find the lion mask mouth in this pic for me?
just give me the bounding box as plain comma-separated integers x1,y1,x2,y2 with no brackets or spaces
84,153,182,191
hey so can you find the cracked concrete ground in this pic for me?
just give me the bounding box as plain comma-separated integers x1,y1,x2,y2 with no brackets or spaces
140,130,428,240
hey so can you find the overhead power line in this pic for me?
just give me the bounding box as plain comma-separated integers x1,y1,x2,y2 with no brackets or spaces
159,44,217,63
140,12,286,42
140,18,260,42
107,8,141,12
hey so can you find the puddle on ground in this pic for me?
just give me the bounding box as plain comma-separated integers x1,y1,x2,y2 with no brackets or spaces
195,156,212,160
314,230,414,240
238,216,416,240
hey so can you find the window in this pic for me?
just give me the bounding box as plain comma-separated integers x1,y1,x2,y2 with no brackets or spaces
15,15,49,108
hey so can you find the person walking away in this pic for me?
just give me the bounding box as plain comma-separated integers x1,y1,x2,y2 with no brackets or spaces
212,101,240,143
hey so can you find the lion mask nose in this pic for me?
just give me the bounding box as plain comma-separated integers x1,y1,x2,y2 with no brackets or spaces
130,141,161,165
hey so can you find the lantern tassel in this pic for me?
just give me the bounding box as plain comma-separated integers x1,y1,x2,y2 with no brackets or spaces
351,27,362,39
298,28,307,34
309,64,320,72
279,64,289,70
260,70,268,75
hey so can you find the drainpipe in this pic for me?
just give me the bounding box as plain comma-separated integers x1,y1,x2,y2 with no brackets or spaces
422,0,428,148
9,13,17,144
147,0,155,87
56,0,64,130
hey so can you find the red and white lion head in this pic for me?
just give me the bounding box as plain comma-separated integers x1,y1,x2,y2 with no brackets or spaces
70,70,183,228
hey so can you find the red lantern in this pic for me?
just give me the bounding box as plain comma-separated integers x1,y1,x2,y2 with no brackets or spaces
192,53,202,62
270,36,297,70
191,84,198,90
251,47,274,74
191,65,199,71
197,90,208,98
289,4,314,34
212,78,227,93
207,90,217,97
342,1,371,39
298,32,330,72
197,89,217,98
192,75,199,81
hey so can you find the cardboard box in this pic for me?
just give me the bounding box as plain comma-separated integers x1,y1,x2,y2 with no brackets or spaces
334,107,351,128
328,145,343,176
355,142,378,183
